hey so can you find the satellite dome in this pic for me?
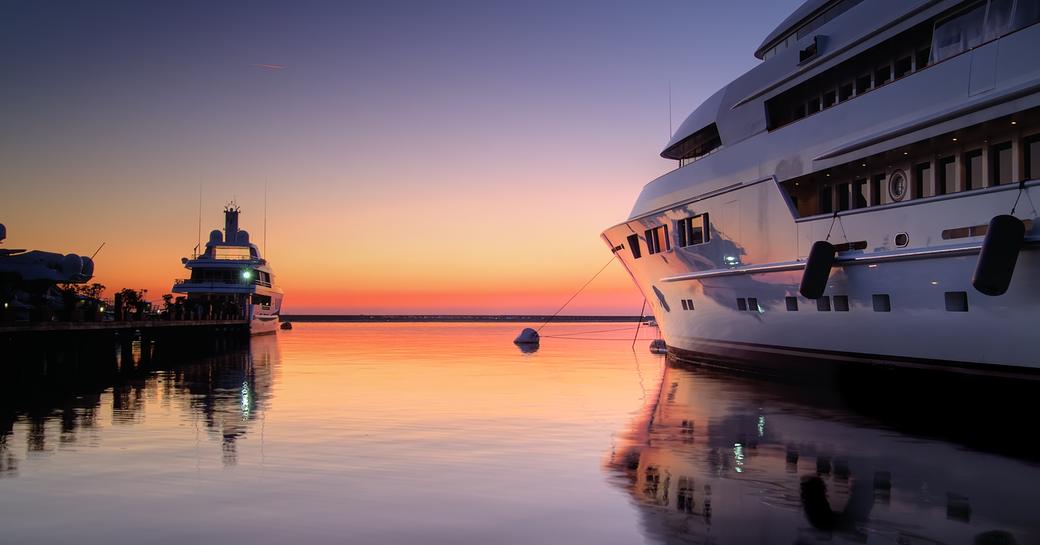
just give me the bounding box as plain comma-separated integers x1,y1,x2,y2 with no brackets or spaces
236,230,250,244
209,230,223,244
61,253,83,276
80,256,94,277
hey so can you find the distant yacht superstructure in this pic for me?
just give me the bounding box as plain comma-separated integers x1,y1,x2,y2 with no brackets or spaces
603,0,1040,375
173,203,283,335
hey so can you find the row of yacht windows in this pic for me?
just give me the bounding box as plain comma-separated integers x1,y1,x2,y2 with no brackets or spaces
690,291,969,313
759,0,865,60
777,45,930,128
794,130,1039,217
628,214,709,260
189,269,271,284
767,0,1040,130
740,294,891,312
767,19,932,129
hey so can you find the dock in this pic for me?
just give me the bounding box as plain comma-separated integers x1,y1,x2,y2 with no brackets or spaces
1,320,250,372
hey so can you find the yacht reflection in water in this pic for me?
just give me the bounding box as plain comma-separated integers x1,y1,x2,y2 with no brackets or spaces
607,361,1040,545
0,336,278,474
173,336,276,465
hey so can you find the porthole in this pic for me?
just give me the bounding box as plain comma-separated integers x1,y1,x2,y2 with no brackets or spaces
895,232,909,247
888,169,908,202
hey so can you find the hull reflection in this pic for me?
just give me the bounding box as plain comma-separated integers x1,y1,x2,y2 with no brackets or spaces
607,360,1040,545
0,335,279,475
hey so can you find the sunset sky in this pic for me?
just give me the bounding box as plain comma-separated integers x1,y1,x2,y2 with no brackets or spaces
0,0,802,314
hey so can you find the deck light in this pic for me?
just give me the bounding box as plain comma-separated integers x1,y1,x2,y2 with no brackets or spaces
242,270,253,280
1012,121,1017,125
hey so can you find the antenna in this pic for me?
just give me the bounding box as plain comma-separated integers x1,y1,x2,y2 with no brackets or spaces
197,177,203,258
90,242,106,260
668,81,673,137
264,178,268,258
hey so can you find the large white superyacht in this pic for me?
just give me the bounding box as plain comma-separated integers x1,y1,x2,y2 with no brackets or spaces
603,0,1040,375
173,203,283,335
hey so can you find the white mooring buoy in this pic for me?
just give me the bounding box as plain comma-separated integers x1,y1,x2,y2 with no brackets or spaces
514,327,540,346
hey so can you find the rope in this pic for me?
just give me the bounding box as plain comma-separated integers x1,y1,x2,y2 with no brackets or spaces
631,298,647,350
535,253,618,333
539,335,661,341
824,210,848,243
824,210,838,241
541,325,639,337
1011,179,1026,215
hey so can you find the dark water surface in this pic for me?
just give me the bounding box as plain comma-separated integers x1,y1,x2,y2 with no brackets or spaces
0,323,1037,544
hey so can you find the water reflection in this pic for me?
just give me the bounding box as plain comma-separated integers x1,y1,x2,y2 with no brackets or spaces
0,335,277,475
608,360,1040,545
1,323,1037,544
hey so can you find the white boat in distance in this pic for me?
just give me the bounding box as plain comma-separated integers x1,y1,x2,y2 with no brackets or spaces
173,203,283,335
603,0,1040,376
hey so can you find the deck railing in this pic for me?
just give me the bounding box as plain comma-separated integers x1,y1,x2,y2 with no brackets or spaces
174,278,272,288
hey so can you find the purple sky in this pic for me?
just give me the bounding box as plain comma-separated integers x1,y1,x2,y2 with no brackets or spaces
0,0,805,313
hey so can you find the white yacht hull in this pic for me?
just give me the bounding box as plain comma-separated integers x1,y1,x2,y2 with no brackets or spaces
605,4,1040,377
250,314,280,335
604,181,1040,376
249,290,283,336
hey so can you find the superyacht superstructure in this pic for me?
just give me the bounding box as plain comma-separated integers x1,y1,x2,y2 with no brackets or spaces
603,0,1040,374
173,204,283,335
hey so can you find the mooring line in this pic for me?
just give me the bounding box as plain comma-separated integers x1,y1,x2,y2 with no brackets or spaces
631,298,647,350
535,253,618,333
538,335,661,341
541,325,638,338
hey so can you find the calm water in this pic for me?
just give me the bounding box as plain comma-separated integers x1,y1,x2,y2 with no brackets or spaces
0,322,1037,545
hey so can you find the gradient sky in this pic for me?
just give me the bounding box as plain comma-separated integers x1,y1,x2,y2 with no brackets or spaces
0,0,803,314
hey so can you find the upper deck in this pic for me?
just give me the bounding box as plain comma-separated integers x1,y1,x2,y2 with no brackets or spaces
635,0,1040,220
174,204,280,294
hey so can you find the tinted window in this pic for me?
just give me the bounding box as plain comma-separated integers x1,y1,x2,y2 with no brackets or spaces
819,186,833,214
1014,0,1040,29
939,156,956,194
852,179,868,208
915,163,932,198
985,0,1015,40
627,234,641,259
965,150,983,190
1027,134,1040,180
678,214,709,247
991,143,1013,185
932,3,986,63
871,174,885,205
875,64,892,86
856,74,872,94
837,183,851,211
